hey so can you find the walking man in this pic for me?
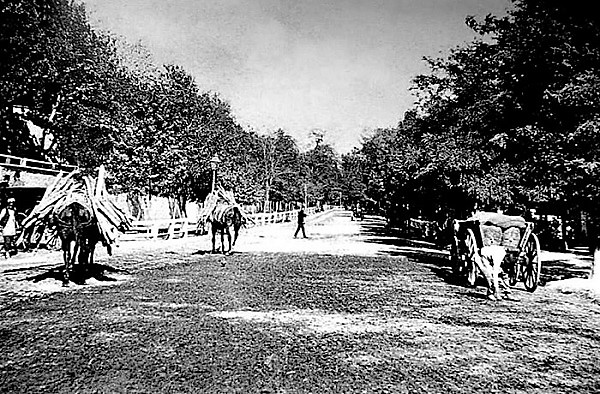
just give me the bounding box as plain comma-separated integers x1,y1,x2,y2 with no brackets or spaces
294,204,307,238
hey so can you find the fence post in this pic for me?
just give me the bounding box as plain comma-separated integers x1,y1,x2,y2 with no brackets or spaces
150,222,159,239
181,220,188,238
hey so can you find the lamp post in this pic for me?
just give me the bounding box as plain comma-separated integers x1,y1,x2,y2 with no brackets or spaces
148,173,159,201
209,154,221,193
304,184,308,208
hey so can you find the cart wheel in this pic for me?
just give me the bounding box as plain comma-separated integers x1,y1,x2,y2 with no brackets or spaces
522,233,541,292
465,229,479,287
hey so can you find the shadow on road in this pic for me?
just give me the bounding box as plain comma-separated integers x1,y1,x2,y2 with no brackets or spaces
542,256,592,282
192,249,241,256
21,263,129,285
356,215,592,288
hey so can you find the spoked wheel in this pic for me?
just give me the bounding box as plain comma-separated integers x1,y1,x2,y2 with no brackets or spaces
464,229,479,287
522,233,541,292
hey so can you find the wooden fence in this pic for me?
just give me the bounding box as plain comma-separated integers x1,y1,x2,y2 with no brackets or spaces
120,218,201,241
121,206,325,241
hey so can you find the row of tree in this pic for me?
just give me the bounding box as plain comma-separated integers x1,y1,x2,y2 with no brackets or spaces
1,0,344,215
4,0,599,248
341,0,600,248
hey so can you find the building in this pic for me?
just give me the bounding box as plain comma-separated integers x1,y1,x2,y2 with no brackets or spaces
0,154,77,215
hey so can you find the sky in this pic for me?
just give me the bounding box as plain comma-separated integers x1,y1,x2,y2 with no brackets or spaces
82,0,511,153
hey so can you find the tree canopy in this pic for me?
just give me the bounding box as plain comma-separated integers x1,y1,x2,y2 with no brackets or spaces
345,0,600,230
2,0,346,213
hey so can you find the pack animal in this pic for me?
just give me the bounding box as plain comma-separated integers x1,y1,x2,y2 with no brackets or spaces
52,201,100,285
208,205,244,254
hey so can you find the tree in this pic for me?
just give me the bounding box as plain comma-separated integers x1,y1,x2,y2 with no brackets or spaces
257,129,303,211
0,0,133,168
340,149,367,206
350,0,600,255
302,143,342,206
405,0,599,215
1,0,346,220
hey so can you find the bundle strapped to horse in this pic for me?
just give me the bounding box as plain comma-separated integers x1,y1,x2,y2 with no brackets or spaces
198,186,253,254
17,166,131,284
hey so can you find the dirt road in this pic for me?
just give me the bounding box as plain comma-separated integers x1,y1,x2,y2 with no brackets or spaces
1,210,599,393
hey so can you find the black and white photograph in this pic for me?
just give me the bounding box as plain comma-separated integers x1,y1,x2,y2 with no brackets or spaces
1,0,599,392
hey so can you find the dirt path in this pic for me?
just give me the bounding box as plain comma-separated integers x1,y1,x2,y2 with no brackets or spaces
0,209,597,302
2,209,600,393
0,210,415,299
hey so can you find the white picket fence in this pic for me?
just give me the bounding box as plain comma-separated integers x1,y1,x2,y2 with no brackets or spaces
121,206,326,241
121,218,200,241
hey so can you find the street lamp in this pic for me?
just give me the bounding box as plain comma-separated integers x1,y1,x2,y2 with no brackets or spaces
148,173,159,201
304,184,308,208
209,154,221,193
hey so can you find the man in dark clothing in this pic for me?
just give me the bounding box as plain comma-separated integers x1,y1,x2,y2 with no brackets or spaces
294,205,307,238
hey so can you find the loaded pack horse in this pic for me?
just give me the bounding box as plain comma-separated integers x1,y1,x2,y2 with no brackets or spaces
51,198,101,285
207,204,245,255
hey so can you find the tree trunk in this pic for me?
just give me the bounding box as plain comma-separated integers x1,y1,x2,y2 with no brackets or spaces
177,194,187,218
263,181,271,213
168,197,183,219
127,192,144,220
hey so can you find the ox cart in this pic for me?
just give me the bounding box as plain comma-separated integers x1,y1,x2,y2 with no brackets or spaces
450,212,542,293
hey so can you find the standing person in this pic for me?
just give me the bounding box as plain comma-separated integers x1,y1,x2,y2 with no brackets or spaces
0,198,19,257
294,204,307,239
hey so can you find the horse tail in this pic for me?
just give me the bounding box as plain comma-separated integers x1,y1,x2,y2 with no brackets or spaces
231,206,244,246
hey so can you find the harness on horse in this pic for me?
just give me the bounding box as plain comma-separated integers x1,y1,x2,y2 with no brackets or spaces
52,195,95,230
198,187,252,254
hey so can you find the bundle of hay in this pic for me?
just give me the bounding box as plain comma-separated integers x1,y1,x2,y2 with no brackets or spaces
18,166,131,251
197,186,253,226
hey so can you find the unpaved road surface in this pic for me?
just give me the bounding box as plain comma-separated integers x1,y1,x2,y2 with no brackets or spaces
1,210,599,393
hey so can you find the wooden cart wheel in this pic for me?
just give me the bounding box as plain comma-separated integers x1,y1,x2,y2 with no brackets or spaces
464,229,479,287
522,233,541,292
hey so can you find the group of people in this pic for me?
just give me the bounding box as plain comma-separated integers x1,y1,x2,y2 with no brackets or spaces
0,198,19,257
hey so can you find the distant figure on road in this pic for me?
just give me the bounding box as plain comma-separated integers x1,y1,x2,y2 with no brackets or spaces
294,205,307,238
352,202,364,221
0,198,19,257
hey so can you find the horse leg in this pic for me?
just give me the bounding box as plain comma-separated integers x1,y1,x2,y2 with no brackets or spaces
62,242,71,286
232,226,239,247
220,230,226,254
63,239,78,286
211,226,217,253
225,228,232,255
80,235,95,278
71,240,81,283
89,243,96,265
78,239,89,266
87,242,97,279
